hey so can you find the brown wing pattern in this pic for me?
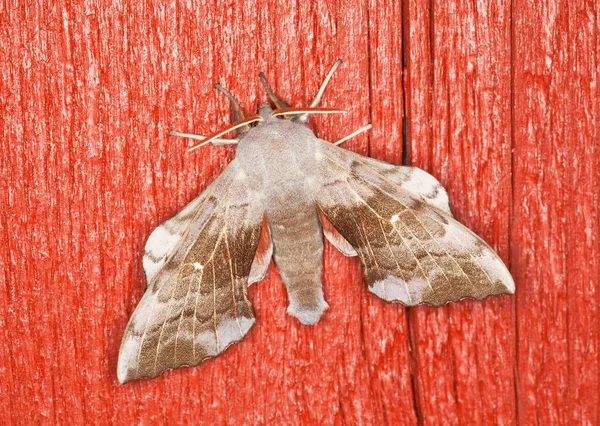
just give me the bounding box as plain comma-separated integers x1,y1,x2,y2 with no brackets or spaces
315,142,514,307
318,139,453,216
118,161,265,383
341,152,454,217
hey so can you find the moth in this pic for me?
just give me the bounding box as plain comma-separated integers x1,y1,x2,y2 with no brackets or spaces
117,60,515,384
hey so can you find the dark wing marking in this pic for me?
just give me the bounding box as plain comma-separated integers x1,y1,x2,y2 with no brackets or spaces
316,204,357,256
315,141,514,307
118,161,264,383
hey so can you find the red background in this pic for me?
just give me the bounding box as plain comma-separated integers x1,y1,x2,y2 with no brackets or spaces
1,0,599,424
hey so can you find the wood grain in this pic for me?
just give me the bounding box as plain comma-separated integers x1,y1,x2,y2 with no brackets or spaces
0,0,597,424
512,0,600,424
405,0,516,424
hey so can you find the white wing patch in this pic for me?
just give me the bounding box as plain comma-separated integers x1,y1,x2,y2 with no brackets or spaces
369,275,430,305
475,249,516,293
143,225,184,282
192,317,256,356
142,179,221,286
401,168,451,215
117,335,142,384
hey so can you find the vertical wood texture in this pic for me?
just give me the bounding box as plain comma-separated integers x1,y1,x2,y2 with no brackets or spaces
0,0,598,424
512,0,600,424
405,0,516,424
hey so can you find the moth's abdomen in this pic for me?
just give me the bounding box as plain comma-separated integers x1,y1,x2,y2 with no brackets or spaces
268,202,327,325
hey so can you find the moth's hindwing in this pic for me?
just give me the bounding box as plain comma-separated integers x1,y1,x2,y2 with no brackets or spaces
118,161,265,383
248,214,273,285
316,141,515,307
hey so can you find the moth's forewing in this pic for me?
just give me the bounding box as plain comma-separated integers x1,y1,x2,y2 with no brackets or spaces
118,161,264,383
315,141,515,307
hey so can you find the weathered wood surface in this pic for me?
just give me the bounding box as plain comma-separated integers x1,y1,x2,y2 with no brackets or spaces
0,0,597,424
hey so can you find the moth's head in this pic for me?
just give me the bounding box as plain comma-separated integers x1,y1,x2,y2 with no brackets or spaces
248,64,345,128
173,60,345,152
258,103,274,121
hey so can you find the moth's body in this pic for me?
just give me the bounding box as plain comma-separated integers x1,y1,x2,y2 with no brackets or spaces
236,116,327,324
117,62,515,383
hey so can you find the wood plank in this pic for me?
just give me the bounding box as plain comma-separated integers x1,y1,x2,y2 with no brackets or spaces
512,0,600,423
359,0,419,424
405,0,516,423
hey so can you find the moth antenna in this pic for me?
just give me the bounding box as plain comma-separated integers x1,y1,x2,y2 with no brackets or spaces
258,72,291,109
168,130,238,145
187,115,263,153
214,83,250,133
298,59,343,123
272,107,346,118
309,59,343,108
333,124,373,146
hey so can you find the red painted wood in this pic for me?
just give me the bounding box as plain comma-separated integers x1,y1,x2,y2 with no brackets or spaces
512,0,600,424
405,1,516,424
1,0,598,425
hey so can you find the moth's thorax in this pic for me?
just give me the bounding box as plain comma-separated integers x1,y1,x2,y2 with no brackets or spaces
234,118,322,204
237,117,317,152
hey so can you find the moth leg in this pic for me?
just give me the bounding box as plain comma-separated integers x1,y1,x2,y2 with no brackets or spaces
214,83,251,134
168,130,238,145
333,124,373,146
258,71,291,109
258,72,291,109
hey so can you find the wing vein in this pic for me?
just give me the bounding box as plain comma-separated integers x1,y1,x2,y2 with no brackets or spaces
376,216,411,303
191,228,226,361
191,261,208,362
211,261,219,351
403,210,477,291
390,222,436,292
322,150,496,289
394,222,450,291
174,268,202,364
135,267,173,377
223,221,243,336
358,217,383,281
153,271,183,375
